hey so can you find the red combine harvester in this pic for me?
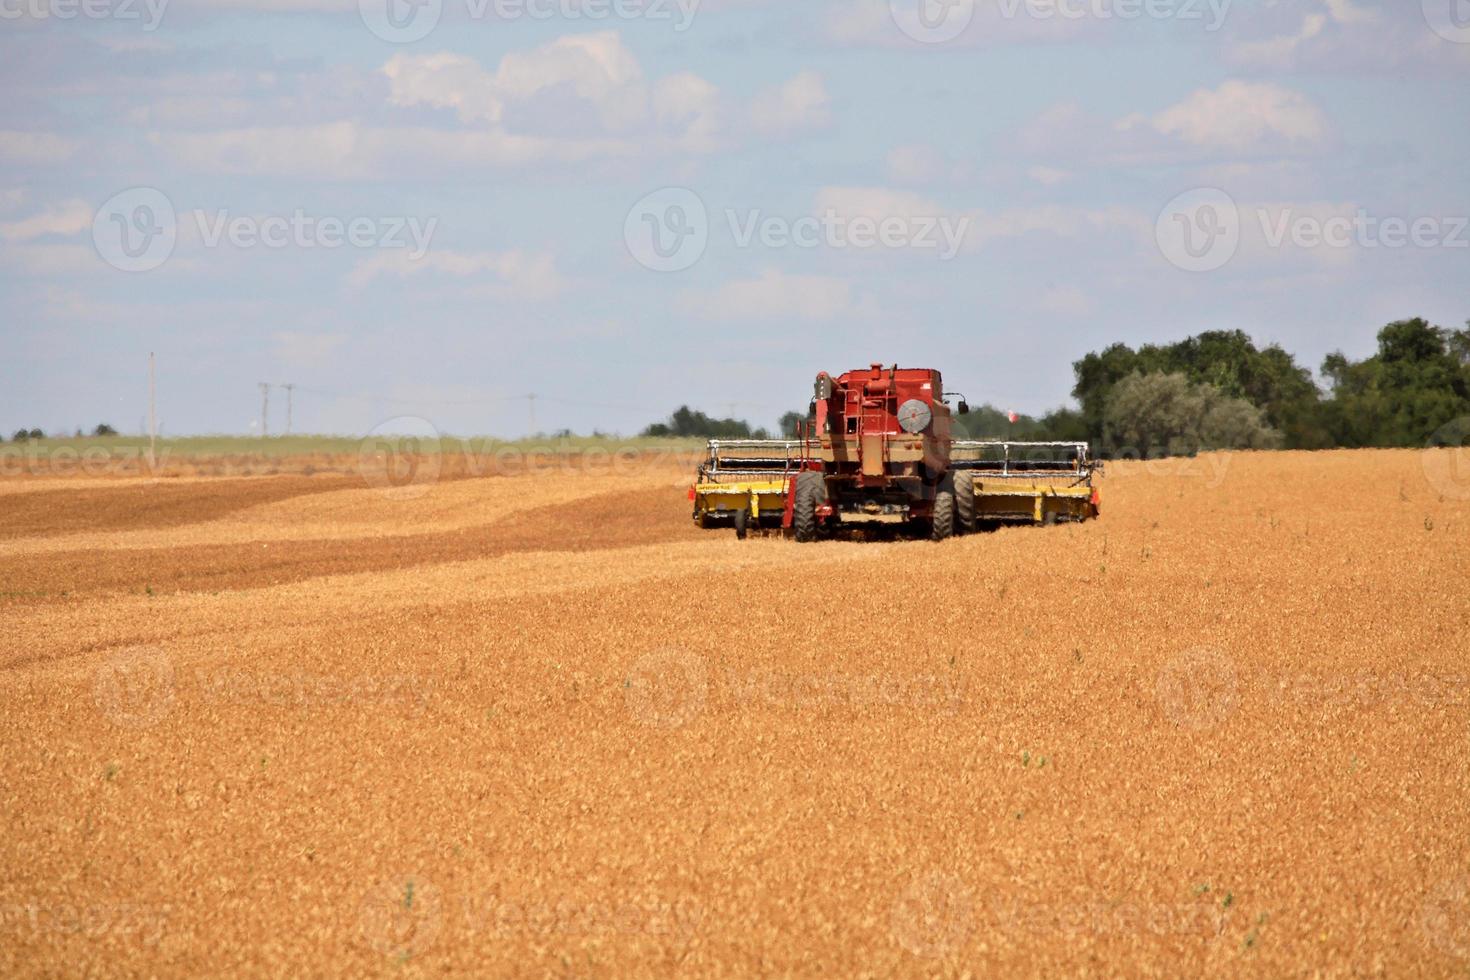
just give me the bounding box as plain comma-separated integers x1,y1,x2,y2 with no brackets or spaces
690,363,1100,541
789,363,963,541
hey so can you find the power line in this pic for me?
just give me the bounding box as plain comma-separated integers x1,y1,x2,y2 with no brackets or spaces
147,352,157,472
282,383,295,435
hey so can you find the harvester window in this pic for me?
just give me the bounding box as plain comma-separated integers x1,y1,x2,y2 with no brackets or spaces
847,416,858,434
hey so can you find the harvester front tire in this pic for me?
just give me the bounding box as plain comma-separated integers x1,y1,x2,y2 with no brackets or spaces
931,489,955,541
734,508,748,540
794,471,824,543
953,470,976,534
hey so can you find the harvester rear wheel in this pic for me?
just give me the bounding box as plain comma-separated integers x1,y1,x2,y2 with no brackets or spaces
931,484,956,542
953,470,976,534
794,471,824,543
734,508,748,540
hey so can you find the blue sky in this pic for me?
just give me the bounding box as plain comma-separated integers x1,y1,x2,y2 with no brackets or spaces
3,0,1468,437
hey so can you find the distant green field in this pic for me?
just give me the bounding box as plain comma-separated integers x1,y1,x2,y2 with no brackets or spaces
0,434,709,458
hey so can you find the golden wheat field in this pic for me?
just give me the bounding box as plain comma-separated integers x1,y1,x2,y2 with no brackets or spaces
2,448,1469,977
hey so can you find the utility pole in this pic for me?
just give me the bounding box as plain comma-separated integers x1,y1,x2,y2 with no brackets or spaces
282,383,295,435
527,393,536,436
258,382,270,438
147,352,157,473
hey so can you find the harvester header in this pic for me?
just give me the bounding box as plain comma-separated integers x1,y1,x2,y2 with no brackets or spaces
691,363,1099,540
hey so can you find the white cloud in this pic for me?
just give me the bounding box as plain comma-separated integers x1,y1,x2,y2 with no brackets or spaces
885,144,976,185
1018,81,1333,169
965,205,1148,250
383,32,698,148
0,243,99,277
749,70,831,136
677,269,869,321
133,31,823,178
1224,0,1468,75
150,122,635,177
0,200,93,243
0,131,79,165
814,186,946,222
384,52,506,126
1136,81,1330,153
384,32,649,131
652,72,723,153
347,249,564,302
886,144,945,184
1027,166,1072,186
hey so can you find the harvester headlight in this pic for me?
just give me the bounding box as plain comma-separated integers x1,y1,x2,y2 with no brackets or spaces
897,399,932,434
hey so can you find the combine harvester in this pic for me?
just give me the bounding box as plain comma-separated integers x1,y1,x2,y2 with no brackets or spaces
691,363,1099,540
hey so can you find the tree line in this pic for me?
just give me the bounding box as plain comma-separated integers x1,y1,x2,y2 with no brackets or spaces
1033,318,1470,454
644,317,1470,455
4,424,118,443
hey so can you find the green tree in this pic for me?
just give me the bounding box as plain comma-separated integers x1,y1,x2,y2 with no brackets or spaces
1072,330,1325,448
641,406,769,439
1319,319,1470,448
777,411,808,437
1102,372,1281,456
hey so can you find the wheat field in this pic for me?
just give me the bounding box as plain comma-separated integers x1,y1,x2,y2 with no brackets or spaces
2,449,1468,976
